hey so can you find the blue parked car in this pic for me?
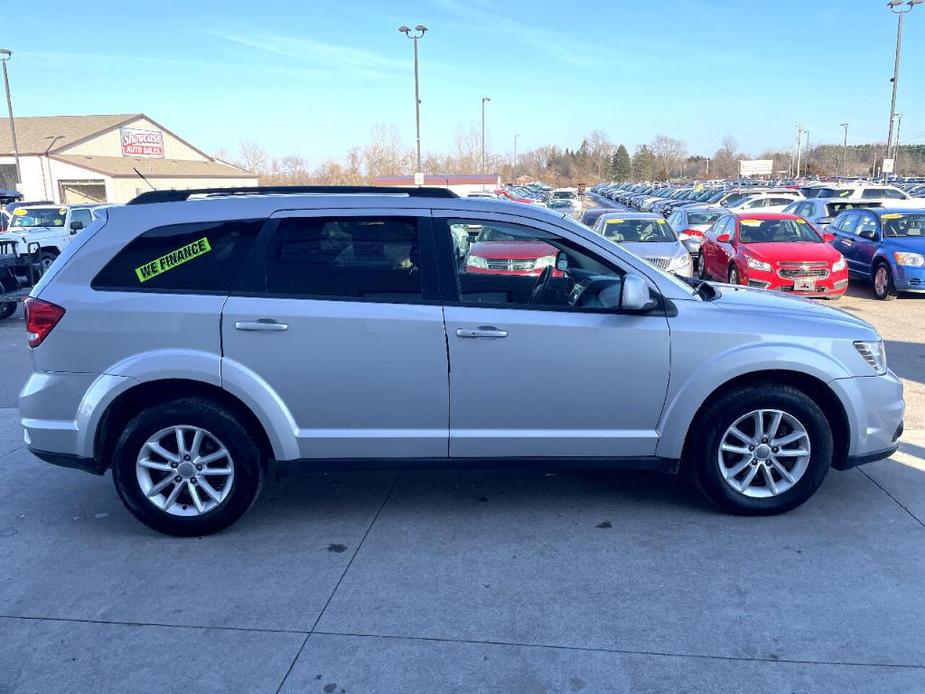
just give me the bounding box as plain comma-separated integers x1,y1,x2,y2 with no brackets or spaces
828,208,925,300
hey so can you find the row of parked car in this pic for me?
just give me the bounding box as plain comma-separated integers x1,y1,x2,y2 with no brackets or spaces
585,181,925,301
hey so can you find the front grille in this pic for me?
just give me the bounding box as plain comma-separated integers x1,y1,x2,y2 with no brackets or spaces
778,268,830,280
486,259,536,271
644,257,671,270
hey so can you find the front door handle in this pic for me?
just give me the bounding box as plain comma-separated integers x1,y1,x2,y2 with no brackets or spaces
234,319,289,332
456,326,509,339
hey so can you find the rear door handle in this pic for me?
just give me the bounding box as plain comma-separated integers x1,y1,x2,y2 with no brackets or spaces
456,326,508,339
234,319,289,332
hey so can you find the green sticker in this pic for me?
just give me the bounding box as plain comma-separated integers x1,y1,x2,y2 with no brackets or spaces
135,237,212,283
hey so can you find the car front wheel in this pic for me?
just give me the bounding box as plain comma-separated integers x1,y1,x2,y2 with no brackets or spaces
873,263,897,301
111,397,264,536
689,384,832,515
728,265,740,285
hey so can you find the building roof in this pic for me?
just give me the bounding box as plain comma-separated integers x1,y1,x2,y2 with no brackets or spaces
51,155,254,179
375,174,500,186
0,114,143,155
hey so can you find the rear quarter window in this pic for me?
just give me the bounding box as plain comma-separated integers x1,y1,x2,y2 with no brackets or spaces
92,219,263,293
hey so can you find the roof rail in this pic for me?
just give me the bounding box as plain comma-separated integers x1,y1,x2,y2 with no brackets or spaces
126,185,459,205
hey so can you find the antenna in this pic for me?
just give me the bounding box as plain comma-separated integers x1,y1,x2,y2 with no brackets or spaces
133,167,157,191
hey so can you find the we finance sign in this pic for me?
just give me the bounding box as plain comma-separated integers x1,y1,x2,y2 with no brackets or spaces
121,127,165,158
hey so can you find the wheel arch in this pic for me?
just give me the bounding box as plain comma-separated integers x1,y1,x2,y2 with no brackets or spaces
95,379,275,472
677,370,850,471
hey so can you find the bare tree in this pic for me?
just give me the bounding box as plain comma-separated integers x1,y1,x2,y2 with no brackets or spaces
238,140,269,175
650,135,688,178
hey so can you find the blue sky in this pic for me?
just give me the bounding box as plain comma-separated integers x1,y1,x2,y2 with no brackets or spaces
7,0,925,162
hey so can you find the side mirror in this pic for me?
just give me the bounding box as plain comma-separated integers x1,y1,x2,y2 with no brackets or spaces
621,274,655,311
823,233,836,243
859,229,878,241
69,221,84,233
555,251,569,272
716,233,731,243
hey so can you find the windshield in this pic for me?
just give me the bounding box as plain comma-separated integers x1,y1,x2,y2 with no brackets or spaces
552,191,576,199
817,188,856,198
688,210,725,225
10,207,67,228
722,192,751,207
738,218,822,243
882,213,925,238
602,218,677,242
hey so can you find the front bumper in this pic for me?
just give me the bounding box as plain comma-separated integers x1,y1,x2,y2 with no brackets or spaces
743,268,849,298
830,370,905,468
893,264,925,292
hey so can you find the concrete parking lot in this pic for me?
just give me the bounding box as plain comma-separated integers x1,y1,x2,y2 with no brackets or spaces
1,234,924,692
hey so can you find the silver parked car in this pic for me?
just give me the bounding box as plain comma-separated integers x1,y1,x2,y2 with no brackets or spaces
592,211,694,277
667,206,727,257
20,186,904,535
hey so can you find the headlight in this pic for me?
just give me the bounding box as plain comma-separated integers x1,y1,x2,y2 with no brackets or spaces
466,255,488,269
894,252,924,267
746,257,772,273
832,256,846,272
534,254,556,270
854,340,887,375
669,253,692,269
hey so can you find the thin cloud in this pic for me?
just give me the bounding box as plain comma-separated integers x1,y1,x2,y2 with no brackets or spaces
212,31,405,79
430,0,599,68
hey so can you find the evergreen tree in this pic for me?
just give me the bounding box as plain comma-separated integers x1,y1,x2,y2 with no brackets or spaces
613,144,632,180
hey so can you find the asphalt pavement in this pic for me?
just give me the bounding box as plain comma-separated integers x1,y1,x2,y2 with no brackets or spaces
1,220,924,693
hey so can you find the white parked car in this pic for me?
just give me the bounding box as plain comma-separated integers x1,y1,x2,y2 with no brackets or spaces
726,191,804,214
813,186,925,209
3,205,98,269
550,187,581,212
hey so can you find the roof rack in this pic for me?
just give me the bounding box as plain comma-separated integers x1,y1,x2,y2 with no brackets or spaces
127,185,459,205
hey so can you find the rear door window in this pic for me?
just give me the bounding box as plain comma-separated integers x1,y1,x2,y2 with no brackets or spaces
263,216,429,302
93,219,263,293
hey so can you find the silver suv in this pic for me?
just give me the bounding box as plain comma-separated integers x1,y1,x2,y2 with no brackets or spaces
19,187,905,535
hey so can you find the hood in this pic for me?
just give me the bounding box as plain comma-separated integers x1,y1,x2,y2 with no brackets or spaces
743,241,840,264
469,240,557,260
883,236,925,253
711,283,878,337
619,240,686,258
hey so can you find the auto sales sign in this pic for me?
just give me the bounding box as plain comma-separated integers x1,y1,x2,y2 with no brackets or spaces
121,127,165,158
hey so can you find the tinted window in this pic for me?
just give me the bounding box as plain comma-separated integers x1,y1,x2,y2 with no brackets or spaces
688,210,724,225
93,219,262,292
448,219,624,310
71,209,92,228
265,216,423,300
855,214,878,238
836,213,859,234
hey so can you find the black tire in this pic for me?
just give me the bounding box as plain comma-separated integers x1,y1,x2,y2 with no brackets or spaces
40,250,59,272
698,253,708,280
0,302,16,320
872,262,897,301
688,384,833,515
728,264,740,285
111,397,264,536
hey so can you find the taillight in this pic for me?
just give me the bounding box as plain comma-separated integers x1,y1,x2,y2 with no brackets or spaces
679,228,705,240
24,298,65,348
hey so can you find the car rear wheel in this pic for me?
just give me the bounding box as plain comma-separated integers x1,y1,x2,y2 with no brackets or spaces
689,384,832,515
873,263,897,301
0,302,16,320
111,397,263,536
39,250,59,272
698,253,708,279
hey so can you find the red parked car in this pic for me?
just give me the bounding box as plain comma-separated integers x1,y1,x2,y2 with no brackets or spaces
464,225,558,276
699,213,849,299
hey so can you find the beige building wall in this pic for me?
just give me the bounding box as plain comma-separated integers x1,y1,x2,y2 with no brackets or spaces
62,117,207,161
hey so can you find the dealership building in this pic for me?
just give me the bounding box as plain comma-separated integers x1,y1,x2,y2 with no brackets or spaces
0,113,257,204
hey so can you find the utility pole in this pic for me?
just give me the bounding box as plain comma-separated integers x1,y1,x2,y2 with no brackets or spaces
795,124,805,178
399,25,427,177
480,97,491,175
840,123,849,177
0,49,21,187
884,1,920,176
893,113,903,175
513,133,519,179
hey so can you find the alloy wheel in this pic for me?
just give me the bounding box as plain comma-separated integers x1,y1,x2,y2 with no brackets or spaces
717,409,811,498
874,266,889,298
135,425,235,516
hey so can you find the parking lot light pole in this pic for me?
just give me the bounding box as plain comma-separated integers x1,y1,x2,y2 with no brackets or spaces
481,97,491,175
399,25,427,176
840,123,849,177
0,48,21,187
884,0,921,175
893,113,903,174
513,133,519,178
